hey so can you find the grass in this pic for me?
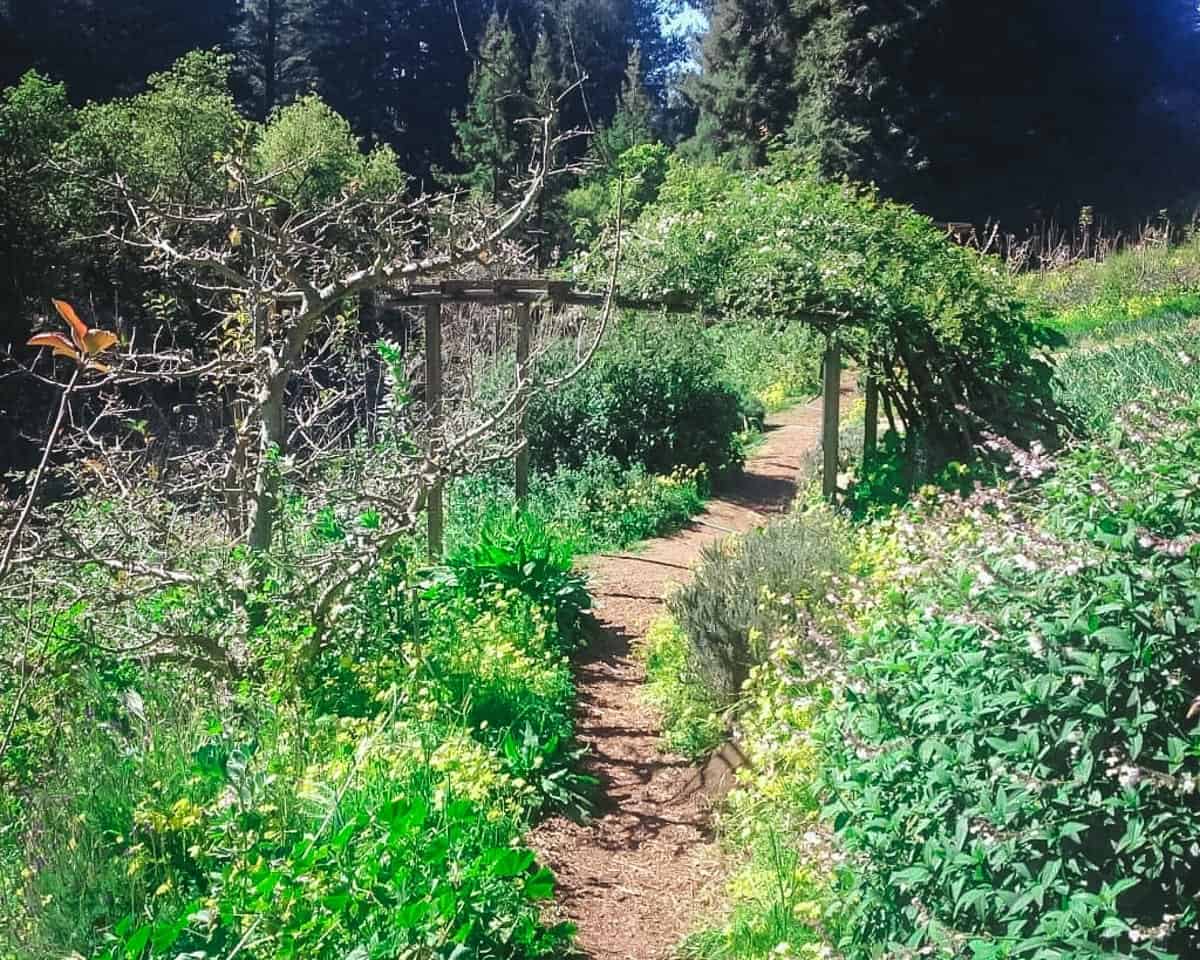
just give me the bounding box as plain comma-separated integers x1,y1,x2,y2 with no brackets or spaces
1010,231,1200,431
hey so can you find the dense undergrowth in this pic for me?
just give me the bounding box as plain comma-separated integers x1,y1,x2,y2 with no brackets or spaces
647,236,1200,959
0,513,592,959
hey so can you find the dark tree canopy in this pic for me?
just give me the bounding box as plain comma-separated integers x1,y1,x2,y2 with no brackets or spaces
0,0,683,185
687,0,1200,225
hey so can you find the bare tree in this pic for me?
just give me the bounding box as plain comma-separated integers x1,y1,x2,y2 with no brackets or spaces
0,103,623,678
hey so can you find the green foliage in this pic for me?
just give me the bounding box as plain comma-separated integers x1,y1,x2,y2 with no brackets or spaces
668,508,849,701
1,504,590,959
526,319,749,479
705,321,823,412
1018,235,1200,330
255,93,405,205
65,50,243,202
1056,329,1200,432
448,13,529,201
684,0,798,168
828,398,1200,958
448,454,707,557
0,71,75,330
441,511,590,641
662,509,849,960
640,617,724,760
561,142,669,248
587,155,1062,465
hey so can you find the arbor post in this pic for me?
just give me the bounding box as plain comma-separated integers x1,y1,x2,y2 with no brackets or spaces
425,302,444,558
863,370,879,465
822,337,842,502
514,303,532,503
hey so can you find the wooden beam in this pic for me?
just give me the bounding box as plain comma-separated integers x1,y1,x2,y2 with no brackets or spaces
425,302,444,559
514,303,532,503
822,339,842,502
378,278,695,312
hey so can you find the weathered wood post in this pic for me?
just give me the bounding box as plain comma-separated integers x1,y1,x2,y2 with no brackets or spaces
514,303,532,502
822,336,842,502
425,302,444,558
863,370,879,465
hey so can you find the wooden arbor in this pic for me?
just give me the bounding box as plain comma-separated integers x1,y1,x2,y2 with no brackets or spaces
385,280,858,557
382,279,692,557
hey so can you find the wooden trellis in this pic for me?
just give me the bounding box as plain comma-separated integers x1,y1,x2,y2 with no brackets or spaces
384,280,860,556
382,279,693,558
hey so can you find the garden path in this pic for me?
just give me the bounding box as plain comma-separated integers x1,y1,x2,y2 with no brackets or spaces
529,374,856,960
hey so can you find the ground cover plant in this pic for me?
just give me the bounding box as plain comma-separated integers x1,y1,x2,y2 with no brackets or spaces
1018,229,1200,432
0,513,588,960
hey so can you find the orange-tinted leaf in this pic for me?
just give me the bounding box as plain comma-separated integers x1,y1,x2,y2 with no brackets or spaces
52,299,89,351
86,359,112,374
27,332,80,360
82,329,118,355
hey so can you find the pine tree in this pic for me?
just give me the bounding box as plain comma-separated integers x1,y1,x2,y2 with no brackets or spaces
232,0,318,119
450,13,530,201
595,43,656,162
788,1,934,192
685,0,799,167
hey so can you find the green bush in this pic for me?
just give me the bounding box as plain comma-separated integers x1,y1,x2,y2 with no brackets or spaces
447,454,707,556
827,398,1200,958
668,509,849,701
525,320,748,479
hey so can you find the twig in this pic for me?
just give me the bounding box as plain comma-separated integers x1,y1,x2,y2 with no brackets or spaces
0,365,82,579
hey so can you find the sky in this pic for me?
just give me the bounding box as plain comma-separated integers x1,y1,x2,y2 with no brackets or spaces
664,4,706,40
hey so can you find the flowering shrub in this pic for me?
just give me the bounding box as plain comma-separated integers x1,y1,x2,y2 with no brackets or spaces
827,397,1200,958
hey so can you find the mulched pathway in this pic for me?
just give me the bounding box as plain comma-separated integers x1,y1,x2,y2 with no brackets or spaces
529,377,854,960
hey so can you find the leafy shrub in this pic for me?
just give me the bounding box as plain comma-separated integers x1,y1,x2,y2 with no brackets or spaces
441,511,590,641
827,398,1200,958
525,319,748,479
255,94,404,206
447,454,706,556
669,508,849,700
669,514,850,960
561,142,669,248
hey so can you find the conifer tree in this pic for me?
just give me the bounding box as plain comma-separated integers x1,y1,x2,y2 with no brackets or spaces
603,43,656,156
686,0,798,167
450,13,530,201
788,1,933,192
232,0,318,119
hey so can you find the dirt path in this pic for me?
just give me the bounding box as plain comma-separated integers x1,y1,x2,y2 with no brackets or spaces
529,377,854,960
